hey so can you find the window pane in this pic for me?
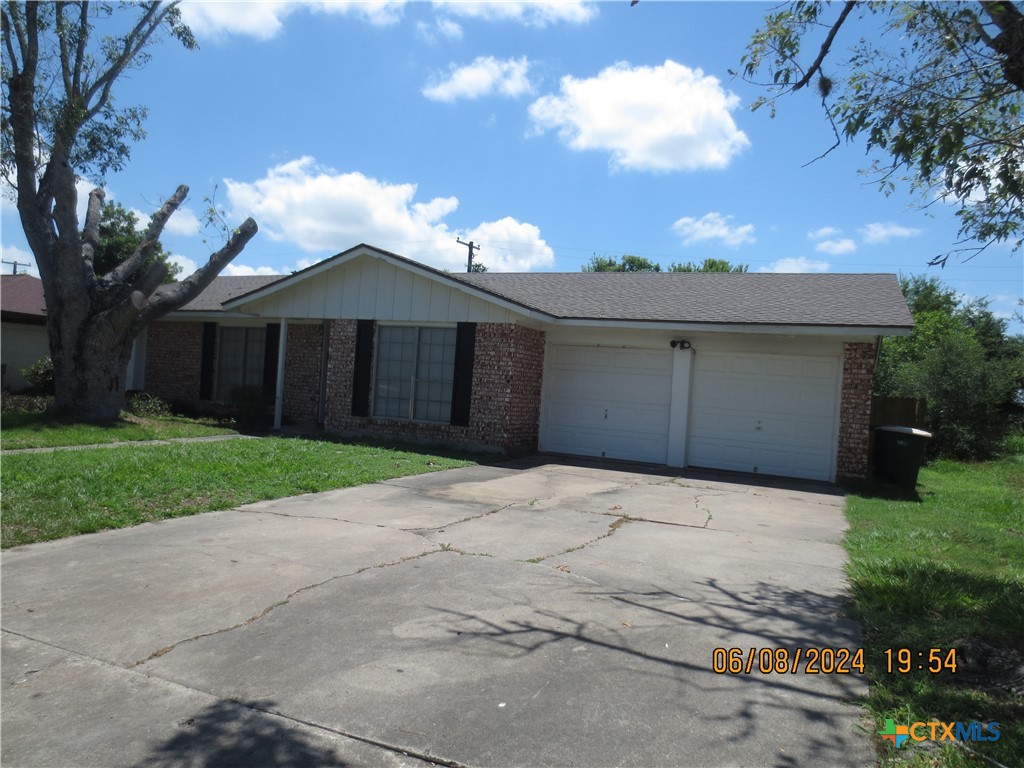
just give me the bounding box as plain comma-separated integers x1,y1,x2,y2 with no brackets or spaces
216,327,265,401
376,326,456,422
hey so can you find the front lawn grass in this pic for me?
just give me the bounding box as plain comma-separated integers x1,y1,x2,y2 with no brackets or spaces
1,437,480,548
844,455,1024,767
1,411,237,450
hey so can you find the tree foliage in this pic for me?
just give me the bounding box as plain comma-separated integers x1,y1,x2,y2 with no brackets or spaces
740,2,1024,264
583,254,662,272
669,258,748,273
91,201,179,283
582,254,748,272
874,275,1023,458
1,2,258,421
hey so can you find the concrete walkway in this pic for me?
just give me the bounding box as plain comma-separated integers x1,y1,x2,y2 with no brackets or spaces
1,459,872,768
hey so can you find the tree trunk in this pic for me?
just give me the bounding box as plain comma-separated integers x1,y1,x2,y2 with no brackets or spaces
51,313,135,423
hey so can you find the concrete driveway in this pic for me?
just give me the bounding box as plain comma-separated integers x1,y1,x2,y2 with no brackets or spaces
2,459,872,768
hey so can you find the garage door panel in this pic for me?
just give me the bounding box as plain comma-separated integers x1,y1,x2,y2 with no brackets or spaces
606,404,668,431
689,352,839,481
541,345,671,464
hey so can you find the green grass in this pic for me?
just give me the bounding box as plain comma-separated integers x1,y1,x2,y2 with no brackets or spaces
1,437,479,548
1,411,237,450
844,456,1024,767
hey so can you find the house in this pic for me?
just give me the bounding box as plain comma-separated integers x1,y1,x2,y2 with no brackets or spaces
140,243,914,482
1,274,49,391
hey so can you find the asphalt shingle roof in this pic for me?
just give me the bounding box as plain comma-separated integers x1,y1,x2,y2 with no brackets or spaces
451,271,913,327
177,275,283,311
192,245,914,329
0,274,46,318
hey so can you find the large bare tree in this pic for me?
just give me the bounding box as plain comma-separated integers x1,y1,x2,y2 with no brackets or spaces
2,1,257,421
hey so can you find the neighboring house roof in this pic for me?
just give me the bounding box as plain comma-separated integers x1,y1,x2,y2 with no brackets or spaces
1,274,47,323
451,271,913,327
176,275,284,311
208,243,913,331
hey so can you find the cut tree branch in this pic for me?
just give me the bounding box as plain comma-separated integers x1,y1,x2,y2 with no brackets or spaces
108,184,188,283
81,186,104,277
139,217,258,325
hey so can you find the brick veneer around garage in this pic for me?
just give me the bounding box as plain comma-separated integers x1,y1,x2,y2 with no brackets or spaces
323,320,545,454
837,341,877,479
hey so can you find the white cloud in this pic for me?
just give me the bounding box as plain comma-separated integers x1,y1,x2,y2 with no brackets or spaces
463,217,554,271
814,238,857,255
423,56,532,102
179,1,404,41
223,156,554,272
416,17,463,43
163,207,202,237
528,60,749,173
860,222,923,244
807,226,839,240
221,263,283,276
0,243,39,277
128,209,150,232
757,257,830,273
130,205,200,236
431,1,596,27
167,254,199,277
671,212,755,247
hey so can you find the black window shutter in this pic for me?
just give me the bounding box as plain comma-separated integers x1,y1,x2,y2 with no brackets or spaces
352,320,374,417
199,323,217,400
262,323,281,403
450,322,476,426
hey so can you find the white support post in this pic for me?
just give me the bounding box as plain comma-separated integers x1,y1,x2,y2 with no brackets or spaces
273,318,288,430
666,347,693,468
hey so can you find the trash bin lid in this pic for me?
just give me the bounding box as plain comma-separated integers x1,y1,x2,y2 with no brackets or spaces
874,425,932,438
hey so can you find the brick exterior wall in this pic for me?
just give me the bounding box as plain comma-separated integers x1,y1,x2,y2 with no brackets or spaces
837,341,877,479
282,323,324,424
144,321,205,402
324,320,545,455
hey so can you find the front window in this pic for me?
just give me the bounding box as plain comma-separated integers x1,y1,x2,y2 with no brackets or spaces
216,326,266,401
373,326,456,422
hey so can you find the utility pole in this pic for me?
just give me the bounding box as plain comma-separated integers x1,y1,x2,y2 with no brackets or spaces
2,259,31,275
456,238,480,273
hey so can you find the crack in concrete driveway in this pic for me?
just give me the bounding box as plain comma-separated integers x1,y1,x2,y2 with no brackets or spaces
2,459,868,768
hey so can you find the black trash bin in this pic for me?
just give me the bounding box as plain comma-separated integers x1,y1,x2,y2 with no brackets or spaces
873,425,932,487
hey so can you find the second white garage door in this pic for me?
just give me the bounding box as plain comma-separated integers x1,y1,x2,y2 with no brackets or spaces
540,345,672,464
688,352,840,481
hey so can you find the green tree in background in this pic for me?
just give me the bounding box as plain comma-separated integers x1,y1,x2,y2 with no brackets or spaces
669,258,748,273
874,276,1023,458
92,202,180,283
583,254,662,272
583,255,748,273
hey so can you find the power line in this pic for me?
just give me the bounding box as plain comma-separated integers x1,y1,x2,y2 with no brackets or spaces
2,259,31,275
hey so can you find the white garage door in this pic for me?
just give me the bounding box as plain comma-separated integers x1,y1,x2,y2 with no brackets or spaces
688,352,839,481
540,345,672,464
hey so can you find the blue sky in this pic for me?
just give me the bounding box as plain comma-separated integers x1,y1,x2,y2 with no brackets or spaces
2,0,1021,329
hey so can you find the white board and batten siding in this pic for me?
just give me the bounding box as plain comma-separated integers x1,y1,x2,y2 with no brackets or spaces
241,257,526,324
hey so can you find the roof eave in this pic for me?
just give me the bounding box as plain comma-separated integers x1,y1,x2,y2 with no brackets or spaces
553,318,913,336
